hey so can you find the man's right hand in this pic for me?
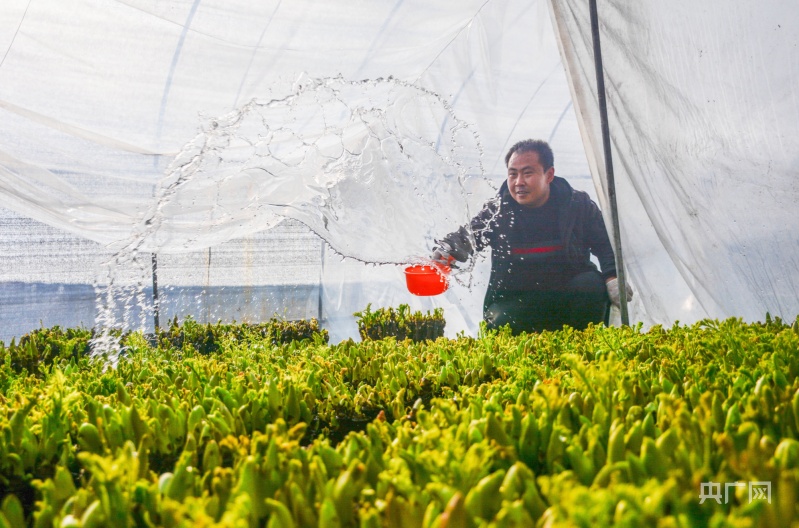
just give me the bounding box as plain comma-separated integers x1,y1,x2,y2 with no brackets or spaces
432,248,456,267
433,233,473,267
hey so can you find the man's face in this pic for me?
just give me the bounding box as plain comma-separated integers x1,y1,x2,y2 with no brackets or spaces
507,150,555,207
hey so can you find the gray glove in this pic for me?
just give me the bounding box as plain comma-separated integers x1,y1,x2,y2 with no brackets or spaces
606,277,634,307
433,232,473,264
432,248,455,267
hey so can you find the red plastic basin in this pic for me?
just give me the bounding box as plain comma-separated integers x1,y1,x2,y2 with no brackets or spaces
404,264,450,296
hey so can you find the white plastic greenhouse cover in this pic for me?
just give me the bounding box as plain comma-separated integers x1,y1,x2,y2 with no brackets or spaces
1,0,797,342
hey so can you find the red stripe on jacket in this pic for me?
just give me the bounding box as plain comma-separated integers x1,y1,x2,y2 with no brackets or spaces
511,245,564,255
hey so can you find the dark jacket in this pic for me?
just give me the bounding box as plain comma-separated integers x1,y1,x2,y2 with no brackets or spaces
439,176,617,304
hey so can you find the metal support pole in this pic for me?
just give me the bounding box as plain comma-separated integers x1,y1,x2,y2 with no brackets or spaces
590,0,630,325
205,247,211,324
317,239,325,323
152,253,160,331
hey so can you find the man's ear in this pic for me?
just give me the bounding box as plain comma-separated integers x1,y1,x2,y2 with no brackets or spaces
545,166,555,183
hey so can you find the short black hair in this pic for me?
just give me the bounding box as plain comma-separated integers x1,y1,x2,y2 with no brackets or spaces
504,139,554,170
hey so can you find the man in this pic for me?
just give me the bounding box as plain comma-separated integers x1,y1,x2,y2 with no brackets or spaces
434,139,631,334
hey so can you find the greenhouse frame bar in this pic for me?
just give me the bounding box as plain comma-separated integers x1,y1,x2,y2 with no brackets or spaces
589,0,630,326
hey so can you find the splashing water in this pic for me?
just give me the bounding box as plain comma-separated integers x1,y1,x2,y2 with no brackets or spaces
90,74,495,356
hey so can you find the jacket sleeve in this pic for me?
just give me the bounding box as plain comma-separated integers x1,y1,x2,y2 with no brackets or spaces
585,199,617,279
435,200,498,262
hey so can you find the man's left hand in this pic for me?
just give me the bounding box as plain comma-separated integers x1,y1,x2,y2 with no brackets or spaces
606,277,633,307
